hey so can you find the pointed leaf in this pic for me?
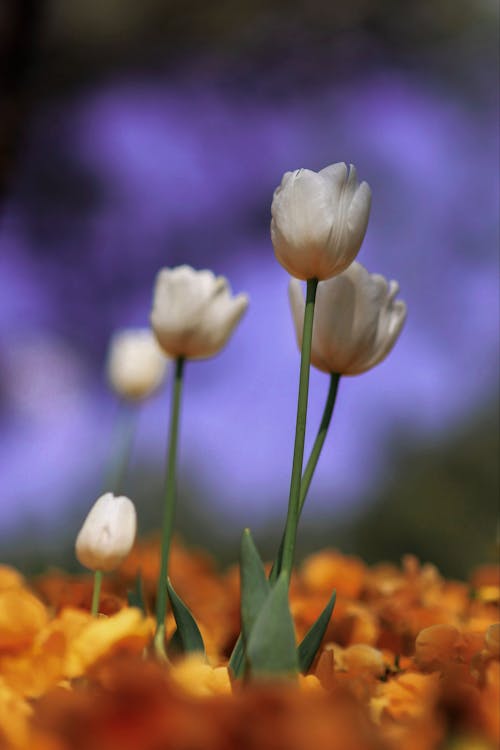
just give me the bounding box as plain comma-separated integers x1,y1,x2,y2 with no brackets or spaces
247,572,298,678
127,570,147,615
240,529,270,643
229,529,269,678
167,628,183,657
228,634,245,679
167,577,205,655
297,590,336,673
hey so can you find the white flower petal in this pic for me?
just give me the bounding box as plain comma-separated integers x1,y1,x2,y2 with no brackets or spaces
106,327,168,400
75,493,137,572
288,262,406,376
151,265,248,360
272,162,371,281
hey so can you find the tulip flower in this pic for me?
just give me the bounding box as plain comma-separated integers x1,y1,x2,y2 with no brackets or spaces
271,163,372,281
289,261,407,375
150,265,249,360
150,265,248,657
76,493,137,573
106,327,168,401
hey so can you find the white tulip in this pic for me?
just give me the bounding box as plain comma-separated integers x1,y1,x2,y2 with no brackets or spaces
75,493,137,572
150,265,249,359
106,327,168,400
289,262,407,375
271,163,372,281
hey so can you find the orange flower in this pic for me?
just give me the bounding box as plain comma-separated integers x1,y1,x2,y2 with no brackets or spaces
65,608,154,679
0,588,48,653
300,550,366,599
0,677,32,749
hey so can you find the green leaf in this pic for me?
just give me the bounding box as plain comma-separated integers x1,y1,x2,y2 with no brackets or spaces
167,628,183,657
229,529,269,678
240,529,270,643
228,634,245,679
167,577,205,655
247,572,298,679
127,570,147,615
297,590,336,674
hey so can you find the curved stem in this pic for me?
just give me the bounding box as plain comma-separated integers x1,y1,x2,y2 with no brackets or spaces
91,570,102,617
298,372,340,513
280,278,318,580
270,372,340,584
154,357,185,658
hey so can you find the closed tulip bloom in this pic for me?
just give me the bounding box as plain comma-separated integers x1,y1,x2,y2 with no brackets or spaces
76,493,137,572
271,163,372,281
289,262,407,375
106,327,168,400
150,265,249,359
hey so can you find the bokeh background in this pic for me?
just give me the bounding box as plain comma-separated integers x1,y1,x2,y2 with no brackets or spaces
0,0,498,577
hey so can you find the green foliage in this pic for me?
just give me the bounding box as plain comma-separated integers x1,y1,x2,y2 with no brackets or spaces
246,572,298,679
126,570,147,614
229,529,270,678
297,591,336,673
240,529,270,644
166,577,205,656
167,628,183,657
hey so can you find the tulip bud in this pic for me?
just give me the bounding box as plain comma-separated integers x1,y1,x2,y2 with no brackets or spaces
106,327,168,401
75,493,137,572
150,265,249,360
289,262,406,375
271,163,372,281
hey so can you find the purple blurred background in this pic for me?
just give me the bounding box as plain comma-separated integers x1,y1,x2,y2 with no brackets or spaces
0,0,498,575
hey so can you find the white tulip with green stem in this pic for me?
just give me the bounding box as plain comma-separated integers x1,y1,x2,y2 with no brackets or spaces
84,327,168,616
150,265,249,659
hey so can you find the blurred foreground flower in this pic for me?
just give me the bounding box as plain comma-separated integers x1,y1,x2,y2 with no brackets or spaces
106,327,168,400
150,265,249,359
75,493,137,572
0,542,498,750
271,163,371,281
289,262,407,375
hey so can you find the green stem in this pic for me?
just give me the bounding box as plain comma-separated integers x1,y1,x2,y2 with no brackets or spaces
91,570,102,617
271,371,340,584
280,278,318,580
154,357,185,658
230,372,341,677
298,372,340,513
103,401,138,495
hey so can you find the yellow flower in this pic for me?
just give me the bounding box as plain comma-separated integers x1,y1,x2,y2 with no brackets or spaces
169,654,232,697
0,677,32,749
65,607,154,678
0,588,48,653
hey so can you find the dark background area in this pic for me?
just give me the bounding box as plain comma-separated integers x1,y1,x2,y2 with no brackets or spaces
0,0,498,578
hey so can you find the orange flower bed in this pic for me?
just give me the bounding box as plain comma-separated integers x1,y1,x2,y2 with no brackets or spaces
1,540,499,750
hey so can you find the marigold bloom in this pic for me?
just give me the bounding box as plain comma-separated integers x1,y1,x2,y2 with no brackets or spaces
0,589,48,653
65,607,154,678
271,163,371,281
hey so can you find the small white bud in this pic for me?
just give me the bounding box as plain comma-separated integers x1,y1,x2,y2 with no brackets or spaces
75,493,137,572
271,163,372,281
289,261,406,375
150,265,249,360
106,327,168,400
